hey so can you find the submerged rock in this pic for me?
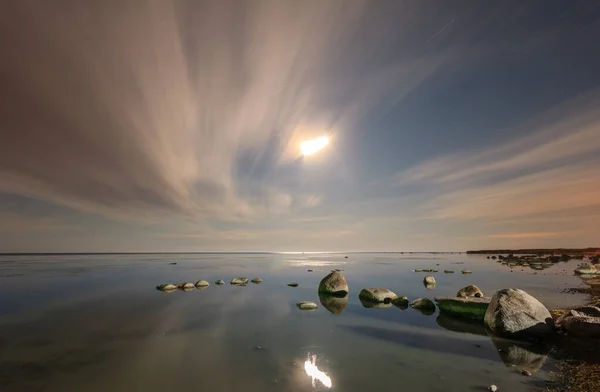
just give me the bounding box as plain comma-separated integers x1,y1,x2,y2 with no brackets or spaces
156,283,177,292
435,296,490,320
556,305,600,338
319,292,348,315
287,282,299,287
457,284,484,298
318,271,349,295
215,279,225,285
484,288,554,339
358,288,398,303
195,280,210,287
251,278,263,284
231,277,249,285
424,276,436,285
296,301,318,310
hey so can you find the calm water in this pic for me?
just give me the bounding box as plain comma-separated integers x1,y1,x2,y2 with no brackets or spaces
0,253,593,391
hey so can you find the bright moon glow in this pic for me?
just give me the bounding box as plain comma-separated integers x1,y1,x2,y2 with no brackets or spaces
300,136,329,156
304,355,332,388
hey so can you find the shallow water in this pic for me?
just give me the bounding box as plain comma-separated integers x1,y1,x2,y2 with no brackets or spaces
0,253,593,391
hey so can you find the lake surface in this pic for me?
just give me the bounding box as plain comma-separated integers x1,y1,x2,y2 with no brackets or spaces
0,252,593,391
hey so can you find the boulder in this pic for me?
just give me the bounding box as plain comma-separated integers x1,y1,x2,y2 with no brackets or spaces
195,280,210,287
156,283,177,292
423,276,436,285
457,284,484,298
435,296,490,320
215,279,225,285
319,293,348,315
251,278,263,284
556,305,600,339
296,301,318,310
359,288,398,303
318,271,349,295
484,288,554,339
230,277,249,285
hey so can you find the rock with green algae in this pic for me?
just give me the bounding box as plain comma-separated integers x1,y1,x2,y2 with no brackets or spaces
435,296,490,320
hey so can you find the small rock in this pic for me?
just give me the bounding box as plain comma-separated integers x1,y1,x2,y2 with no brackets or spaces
169,262,177,265
461,270,473,274
231,277,249,285
288,282,299,287
296,301,318,310
413,269,422,272
215,279,225,285
156,283,177,292
424,276,436,285
392,296,409,309
457,285,484,298
359,288,398,303
307,269,313,272
521,370,532,376
410,297,436,311
444,270,455,273
488,385,497,392
251,278,263,284
177,282,195,290
195,280,210,287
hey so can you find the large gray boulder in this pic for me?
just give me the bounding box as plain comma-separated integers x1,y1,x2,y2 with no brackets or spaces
435,296,490,320
457,285,484,298
484,288,554,339
318,271,349,295
556,305,600,339
358,288,398,303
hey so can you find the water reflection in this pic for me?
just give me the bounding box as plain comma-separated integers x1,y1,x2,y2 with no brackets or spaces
318,293,348,315
491,337,549,373
359,297,392,309
304,354,332,389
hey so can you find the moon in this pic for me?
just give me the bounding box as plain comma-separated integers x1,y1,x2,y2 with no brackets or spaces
300,136,329,156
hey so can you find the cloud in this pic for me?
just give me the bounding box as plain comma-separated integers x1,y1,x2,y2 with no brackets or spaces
390,90,600,225
0,1,442,222
482,232,577,239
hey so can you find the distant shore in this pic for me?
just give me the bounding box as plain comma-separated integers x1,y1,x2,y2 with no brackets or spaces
466,248,600,255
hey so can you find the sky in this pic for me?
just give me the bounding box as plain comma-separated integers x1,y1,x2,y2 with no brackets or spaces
1,0,599,253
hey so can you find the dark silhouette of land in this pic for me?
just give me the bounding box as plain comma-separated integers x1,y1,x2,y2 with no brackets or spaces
466,248,600,255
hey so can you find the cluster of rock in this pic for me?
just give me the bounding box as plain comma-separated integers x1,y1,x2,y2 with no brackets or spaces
157,277,264,291
487,253,594,271
574,263,600,278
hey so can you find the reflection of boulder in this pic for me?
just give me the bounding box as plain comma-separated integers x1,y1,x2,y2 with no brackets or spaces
436,313,488,336
424,281,436,290
491,337,549,373
319,293,348,315
360,297,392,309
